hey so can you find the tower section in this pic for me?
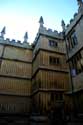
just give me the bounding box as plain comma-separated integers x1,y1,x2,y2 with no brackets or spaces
32,17,70,114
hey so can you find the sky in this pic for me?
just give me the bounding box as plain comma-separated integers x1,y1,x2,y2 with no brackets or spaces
0,0,78,44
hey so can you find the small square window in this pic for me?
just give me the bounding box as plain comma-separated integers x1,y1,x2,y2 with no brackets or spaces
56,93,63,100
49,40,58,47
49,56,60,65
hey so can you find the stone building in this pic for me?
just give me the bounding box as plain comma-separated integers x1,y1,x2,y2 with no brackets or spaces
0,31,32,114
0,0,82,120
63,0,83,115
0,15,70,116
31,17,70,116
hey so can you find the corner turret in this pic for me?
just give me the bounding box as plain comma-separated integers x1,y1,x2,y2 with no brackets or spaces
0,26,6,38
24,32,28,43
61,20,66,32
39,16,44,27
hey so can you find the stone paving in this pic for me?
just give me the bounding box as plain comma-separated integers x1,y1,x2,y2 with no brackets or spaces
0,114,83,125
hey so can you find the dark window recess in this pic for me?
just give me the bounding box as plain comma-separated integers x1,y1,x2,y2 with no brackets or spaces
49,40,58,47
51,92,63,102
49,56,60,65
56,93,63,101
51,93,55,102
67,31,78,51
71,32,78,46
71,50,83,76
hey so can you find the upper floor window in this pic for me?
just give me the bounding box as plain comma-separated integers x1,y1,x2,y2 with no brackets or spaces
49,40,58,47
49,56,60,65
56,93,63,101
71,32,78,46
51,92,63,102
67,31,78,51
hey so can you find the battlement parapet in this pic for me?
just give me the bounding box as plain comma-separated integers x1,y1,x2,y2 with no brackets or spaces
66,8,83,35
0,37,32,49
37,26,63,39
33,25,63,47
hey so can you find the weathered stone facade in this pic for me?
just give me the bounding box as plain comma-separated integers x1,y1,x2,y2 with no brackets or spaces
0,0,82,122
64,0,83,114
0,16,70,116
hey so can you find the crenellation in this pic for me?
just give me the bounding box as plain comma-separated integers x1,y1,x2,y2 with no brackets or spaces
65,0,83,34
65,11,82,34
66,24,69,28
11,39,16,43
47,28,59,36
47,28,53,33
70,18,74,24
54,30,59,35
0,37,32,49
4,38,10,44
6,38,10,42
38,25,63,40
74,13,78,18
54,30,58,34
66,13,78,30
46,28,63,38
58,32,63,37
17,40,21,44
